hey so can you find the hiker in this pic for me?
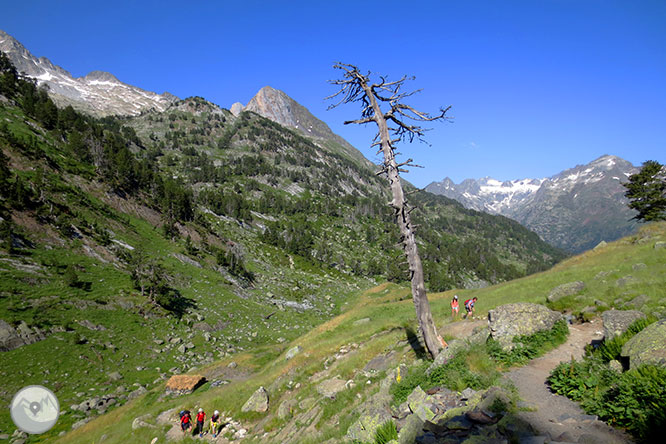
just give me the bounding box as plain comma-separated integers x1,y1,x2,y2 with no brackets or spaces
451,295,459,319
210,410,221,437
463,297,477,319
195,408,206,437
179,409,192,433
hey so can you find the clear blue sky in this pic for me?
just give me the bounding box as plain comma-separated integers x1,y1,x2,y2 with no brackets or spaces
3,0,665,187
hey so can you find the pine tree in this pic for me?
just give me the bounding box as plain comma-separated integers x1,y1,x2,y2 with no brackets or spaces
623,160,666,222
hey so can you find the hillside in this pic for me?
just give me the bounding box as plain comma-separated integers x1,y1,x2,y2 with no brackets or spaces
46,223,666,444
0,50,567,440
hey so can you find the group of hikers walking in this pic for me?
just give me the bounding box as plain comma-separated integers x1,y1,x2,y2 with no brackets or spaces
180,408,222,438
450,295,477,320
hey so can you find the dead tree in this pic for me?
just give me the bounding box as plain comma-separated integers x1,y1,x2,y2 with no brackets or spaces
327,63,451,358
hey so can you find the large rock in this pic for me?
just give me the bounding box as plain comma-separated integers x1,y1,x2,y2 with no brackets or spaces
0,320,25,351
316,377,347,399
0,320,45,351
488,303,563,349
621,319,666,369
601,309,646,340
241,386,269,412
346,407,392,443
406,386,436,422
165,375,206,395
546,281,586,303
285,345,302,360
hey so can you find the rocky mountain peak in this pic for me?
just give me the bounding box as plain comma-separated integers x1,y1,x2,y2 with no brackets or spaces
83,70,120,82
0,30,178,117
425,155,639,253
233,86,372,166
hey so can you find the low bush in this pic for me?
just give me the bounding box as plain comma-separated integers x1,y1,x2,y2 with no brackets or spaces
374,420,398,444
593,317,654,363
391,320,569,404
549,356,666,441
487,319,569,367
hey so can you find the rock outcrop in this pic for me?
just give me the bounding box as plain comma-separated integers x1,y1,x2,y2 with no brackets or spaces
546,281,586,303
621,319,666,369
601,309,646,340
0,320,46,351
488,303,563,349
241,386,269,412
164,375,206,395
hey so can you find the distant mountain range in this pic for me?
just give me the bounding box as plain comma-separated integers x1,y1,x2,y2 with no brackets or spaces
425,155,639,253
1,29,640,254
0,30,177,116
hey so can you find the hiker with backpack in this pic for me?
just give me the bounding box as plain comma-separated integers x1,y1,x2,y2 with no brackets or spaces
463,297,477,319
210,409,221,437
179,409,192,433
195,408,206,437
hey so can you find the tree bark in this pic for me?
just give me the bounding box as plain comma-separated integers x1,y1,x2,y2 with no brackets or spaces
358,80,443,358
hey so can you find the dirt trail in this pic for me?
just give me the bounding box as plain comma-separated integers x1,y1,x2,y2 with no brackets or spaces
504,319,633,443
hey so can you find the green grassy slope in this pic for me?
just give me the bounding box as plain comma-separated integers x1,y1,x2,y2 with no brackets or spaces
50,222,665,444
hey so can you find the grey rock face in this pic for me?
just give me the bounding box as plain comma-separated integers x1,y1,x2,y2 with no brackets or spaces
0,30,178,117
547,281,585,303
621,319,666,369
488,303,563,349
241,386,269,413
0,320,46,351
316,377,347,399
601,310,646,340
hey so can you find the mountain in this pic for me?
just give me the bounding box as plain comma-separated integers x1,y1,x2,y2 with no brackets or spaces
0,30,177,116
0,44,569,436
425,155,639,253
231,86,369,165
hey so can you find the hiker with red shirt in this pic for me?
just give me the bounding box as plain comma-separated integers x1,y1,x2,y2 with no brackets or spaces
179,409,191,433
196,408,206,437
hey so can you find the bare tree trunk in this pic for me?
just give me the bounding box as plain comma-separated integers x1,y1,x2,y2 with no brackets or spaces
359,82,443,358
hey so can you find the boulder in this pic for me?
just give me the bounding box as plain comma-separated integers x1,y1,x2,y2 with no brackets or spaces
406,386,436,421
488,303,563,349
398,413,424,444
285,345,302,360
602,309,646,340
346,407,392,443
546,281,585,303
621,319,666,369
363,350,399,374
277,399,297,419
165,375,206,395
0,320,25,351
193,322,213,332
132,414,155,430
316,377,347,399
241,386,269,412
107,371,123,381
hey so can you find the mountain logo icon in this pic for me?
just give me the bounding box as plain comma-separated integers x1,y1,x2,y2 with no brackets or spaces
10,385,59,434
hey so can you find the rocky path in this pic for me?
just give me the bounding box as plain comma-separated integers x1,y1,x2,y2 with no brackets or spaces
504,319,633,443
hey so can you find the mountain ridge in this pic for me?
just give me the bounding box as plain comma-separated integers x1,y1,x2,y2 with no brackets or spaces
425,154,639,253
0,29,177,117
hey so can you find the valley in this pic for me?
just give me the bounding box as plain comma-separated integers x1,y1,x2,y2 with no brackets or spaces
0,28,664,443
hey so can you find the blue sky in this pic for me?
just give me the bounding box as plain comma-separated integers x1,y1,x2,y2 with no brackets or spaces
2,0,665,187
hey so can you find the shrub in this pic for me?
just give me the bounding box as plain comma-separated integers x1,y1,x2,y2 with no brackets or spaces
593,317,654,363
374,420,398,444
548,356,666,441
487,319,569,367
